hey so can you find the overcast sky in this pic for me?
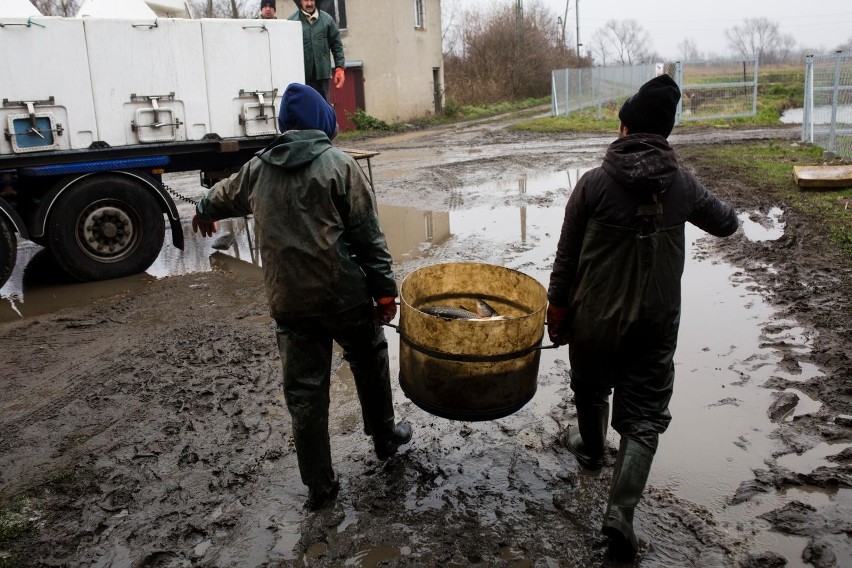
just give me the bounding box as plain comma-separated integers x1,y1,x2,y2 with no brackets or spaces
446,0,852,60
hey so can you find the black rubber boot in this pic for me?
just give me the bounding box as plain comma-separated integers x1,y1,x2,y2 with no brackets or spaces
305,472,340,511
374,421,412,460
563,395,609,471
349,343,396,439
602,437,655,561
348,340,412,459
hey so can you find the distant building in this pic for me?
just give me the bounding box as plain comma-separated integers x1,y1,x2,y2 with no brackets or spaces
302,0,444,130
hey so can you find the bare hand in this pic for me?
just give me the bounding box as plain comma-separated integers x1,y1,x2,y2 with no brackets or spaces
192,214,218,237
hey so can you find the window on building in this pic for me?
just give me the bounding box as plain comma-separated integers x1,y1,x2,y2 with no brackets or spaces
414,0,424,29
318,0,347,29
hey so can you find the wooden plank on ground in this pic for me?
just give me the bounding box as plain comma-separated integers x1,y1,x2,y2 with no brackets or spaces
793,165,852,189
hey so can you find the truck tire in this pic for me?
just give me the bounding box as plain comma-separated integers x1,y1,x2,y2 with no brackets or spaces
46,174,166,281
0,216,16,289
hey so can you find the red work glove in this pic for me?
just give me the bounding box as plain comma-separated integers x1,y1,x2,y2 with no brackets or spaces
333,67,345,89
374,297,397,324
546,302,572,346
191,214,218,237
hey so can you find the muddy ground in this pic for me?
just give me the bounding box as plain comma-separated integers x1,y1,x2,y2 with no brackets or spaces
1,117,850,567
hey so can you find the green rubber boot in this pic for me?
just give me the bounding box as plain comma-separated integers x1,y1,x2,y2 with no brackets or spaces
602,437,655,561
562,396,609,471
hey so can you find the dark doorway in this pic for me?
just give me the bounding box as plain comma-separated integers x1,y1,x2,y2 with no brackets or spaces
433,67,443,115
329,65,364,132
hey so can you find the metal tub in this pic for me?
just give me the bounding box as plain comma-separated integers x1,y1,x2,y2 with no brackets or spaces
398,262,547,421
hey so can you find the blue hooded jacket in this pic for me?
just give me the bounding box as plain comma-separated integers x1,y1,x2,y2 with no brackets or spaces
278,83,338,139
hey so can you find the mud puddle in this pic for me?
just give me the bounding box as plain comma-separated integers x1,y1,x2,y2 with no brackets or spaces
2,169,848,565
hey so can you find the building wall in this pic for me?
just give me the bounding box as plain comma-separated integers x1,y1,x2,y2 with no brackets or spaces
342,0,443,123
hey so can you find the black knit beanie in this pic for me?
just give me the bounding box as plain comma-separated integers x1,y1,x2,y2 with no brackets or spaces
618,74,681,138
260,0,276,9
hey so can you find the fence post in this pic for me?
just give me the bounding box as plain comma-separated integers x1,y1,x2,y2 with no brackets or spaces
674,61,683,125
828,52,842,152
551,71,558,116
751,57,759,117
803,56,813,143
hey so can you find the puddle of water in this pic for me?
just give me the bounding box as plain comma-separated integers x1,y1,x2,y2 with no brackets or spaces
739,207,785,242
343,546,405,567
780,105,852,125
776,440,850,474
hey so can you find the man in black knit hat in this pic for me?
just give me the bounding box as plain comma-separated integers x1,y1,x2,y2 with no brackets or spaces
546,74,739,561
259,0,277,19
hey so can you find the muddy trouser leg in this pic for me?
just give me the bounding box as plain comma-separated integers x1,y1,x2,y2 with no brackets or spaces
275,319,337,499
332,303,396,441
604,324,677,559
567,370,611,469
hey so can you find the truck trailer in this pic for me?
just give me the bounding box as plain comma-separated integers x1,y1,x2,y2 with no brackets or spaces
0,15,305,288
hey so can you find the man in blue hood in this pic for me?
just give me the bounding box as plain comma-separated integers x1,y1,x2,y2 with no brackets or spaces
546,74,739,561
192,83,412,511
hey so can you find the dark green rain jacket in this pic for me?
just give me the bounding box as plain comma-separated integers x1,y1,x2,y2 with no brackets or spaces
548,133,739,375
196,130,397,319
288,8,344,81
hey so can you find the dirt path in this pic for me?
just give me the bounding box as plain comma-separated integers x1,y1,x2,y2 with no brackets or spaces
1,118,850,567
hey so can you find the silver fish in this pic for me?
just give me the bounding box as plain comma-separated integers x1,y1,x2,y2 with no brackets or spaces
420,306,481,320
475,299,499,317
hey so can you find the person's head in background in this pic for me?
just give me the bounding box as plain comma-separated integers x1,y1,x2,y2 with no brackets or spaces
298,0,317,15
259,0,276,19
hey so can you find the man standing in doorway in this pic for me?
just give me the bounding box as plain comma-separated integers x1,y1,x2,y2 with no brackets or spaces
546,75,739,561
289,0,345,101
259,0,277,19
192,83,411,511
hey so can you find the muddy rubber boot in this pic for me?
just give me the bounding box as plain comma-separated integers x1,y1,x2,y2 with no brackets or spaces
349,345,397,440
348,342,411,458
374,421,412,460
305,471,341,511
563,396,609,471
602,437,655,561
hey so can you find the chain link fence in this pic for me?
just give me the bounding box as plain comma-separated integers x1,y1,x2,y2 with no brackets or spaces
551,58,759,125
550,64,657,118
803,51,852,159
670,58,758,123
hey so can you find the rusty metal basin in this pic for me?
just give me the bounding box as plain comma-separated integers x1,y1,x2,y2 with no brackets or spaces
397,262,547,421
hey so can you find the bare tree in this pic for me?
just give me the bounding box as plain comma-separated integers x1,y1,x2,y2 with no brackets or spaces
775,33,797,63
31,0,80,16
725,17,780,62
589,29,611,66
677,37,701,61
444,0,586,105
598,19,652,65
186,0,254,18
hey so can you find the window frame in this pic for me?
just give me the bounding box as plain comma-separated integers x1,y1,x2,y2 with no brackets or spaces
414,0,425,30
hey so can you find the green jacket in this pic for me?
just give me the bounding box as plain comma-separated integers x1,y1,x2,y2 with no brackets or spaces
196,130,397,318
288,9,344,81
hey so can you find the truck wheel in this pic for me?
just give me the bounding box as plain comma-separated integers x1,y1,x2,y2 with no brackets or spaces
0,216,16,289
46,174,165,281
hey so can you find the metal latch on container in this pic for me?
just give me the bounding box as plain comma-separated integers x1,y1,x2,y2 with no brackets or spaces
130,93,183,132
2,97,64,141
238,89,278,125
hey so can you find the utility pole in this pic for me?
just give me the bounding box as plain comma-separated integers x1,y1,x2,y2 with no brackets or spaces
576,0,581,59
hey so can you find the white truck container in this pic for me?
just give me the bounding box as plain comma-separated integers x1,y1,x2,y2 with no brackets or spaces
0,16,304,286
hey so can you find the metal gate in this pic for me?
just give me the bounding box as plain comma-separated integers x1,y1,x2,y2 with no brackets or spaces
550,64,656,118
803,51,852,159
673,58,758,123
